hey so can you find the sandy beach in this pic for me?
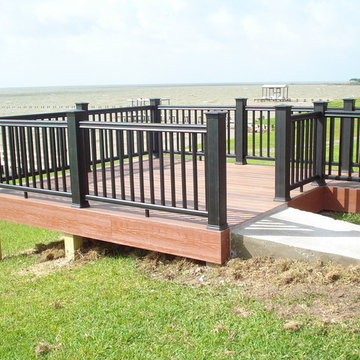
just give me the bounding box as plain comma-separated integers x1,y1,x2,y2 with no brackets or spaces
0,83,360,116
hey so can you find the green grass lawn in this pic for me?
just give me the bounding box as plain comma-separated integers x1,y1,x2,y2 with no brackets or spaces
0,221,359,359
330,211,360,225
328,98,360,107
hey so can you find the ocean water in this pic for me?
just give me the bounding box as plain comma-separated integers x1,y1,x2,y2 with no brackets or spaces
0,83,360,116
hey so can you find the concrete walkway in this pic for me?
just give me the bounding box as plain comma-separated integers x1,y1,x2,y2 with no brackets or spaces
231,207,360,265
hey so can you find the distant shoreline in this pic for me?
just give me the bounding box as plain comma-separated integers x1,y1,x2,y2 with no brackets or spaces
0,81,353,92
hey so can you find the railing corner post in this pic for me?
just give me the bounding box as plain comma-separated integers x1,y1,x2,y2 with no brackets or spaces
67,110,90,208
150,98,161,157
235,98,248,164
75,102,91,172
340,98,355,172
274,105,292,202
206,111,227,230
313,101,328,186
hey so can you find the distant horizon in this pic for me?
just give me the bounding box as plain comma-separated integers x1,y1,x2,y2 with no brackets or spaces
0,80,354,92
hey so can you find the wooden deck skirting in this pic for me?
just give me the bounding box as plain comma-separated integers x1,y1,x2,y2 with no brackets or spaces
0,192,229,264
288,185,360,214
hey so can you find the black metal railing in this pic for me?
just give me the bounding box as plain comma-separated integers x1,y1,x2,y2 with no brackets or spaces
159,101,316,164
289,112,318,189
324,99,360,181
0,107,228,230
82,121,206,216
0,119,71,198
76,102,154,166
0,111,68,121
275,99,360,201
159,104,234,158
1,97,359,218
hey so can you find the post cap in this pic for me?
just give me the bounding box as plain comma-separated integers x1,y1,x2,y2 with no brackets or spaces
75,102,89,111
274,104,293,109
205,110,228,115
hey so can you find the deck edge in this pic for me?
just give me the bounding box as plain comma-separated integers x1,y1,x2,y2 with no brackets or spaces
0,193,229,264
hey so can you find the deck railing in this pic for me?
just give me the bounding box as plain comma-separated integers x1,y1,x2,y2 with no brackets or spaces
0,119,71,198
1,97,359,216
275,99,360,201
324,99,360,181
0,108,228,230
159,100,315,164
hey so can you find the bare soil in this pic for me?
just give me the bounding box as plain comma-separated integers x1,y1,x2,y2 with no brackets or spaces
17,238,121,278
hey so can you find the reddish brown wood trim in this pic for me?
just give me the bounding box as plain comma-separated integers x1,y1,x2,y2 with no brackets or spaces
288,186,360,214
0,193,229,264
325,186,360,213
287,187,325,213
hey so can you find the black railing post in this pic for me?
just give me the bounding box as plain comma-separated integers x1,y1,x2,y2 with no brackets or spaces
274,105,292,201
235,98,248,164
75,102,89,112
67,110,90,208
75,102,91,171
313,101,328,186
340,98,355,172
150,98,161,157
206,111,227,230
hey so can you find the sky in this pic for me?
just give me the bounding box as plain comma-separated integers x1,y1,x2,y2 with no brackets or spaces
1,0,359,88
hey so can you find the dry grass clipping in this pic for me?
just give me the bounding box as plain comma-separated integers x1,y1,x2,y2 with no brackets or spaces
35,342,62,356
136,253,360,324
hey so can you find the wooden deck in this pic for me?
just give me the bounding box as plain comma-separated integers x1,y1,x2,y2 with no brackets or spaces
0,163,356,264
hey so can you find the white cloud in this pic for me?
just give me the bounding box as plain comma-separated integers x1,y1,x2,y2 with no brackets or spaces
0,0,359,86
207,7,235,38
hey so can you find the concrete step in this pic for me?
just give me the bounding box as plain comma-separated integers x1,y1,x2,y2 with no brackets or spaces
231,207,360,265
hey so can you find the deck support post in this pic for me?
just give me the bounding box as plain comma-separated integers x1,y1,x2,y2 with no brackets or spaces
75,102,91,172
206,111,228,230
313,101,328,186
340,98,355,172
150,98,161,158
274,105,292,202
64,234,83,260
235,98,248,164
67,110,90,208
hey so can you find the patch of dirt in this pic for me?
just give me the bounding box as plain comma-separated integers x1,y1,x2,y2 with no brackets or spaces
17,238,127,278
283,320,303,331
34,342,62,356
18,257,72,278
135,253,360,324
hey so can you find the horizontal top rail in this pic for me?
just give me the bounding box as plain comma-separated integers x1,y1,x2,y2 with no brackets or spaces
159,105,235,110
325,110,360,118
291,111,321,122
0,119,68,128
291,106,313,112
246,105,279,111
87,105,153,115
79,121,207,133
0,112,68,120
